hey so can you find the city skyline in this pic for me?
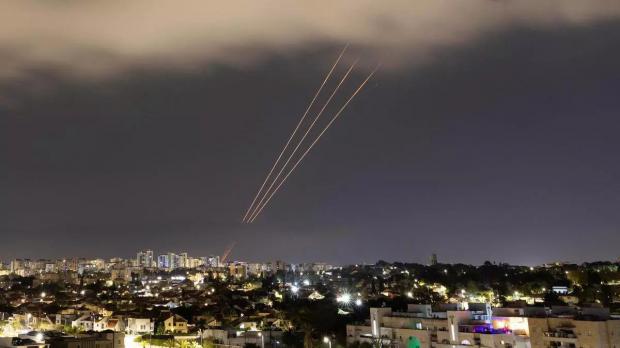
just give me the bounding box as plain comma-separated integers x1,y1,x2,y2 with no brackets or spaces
2,2,620,265
2,249,620,268
3,248,619,348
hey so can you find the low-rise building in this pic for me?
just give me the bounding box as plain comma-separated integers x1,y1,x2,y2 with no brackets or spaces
202,329,282,347
163,314,188,334
47,333,124,348
94,317,125,332
72,314,95,332
0,338,48,348
126,318,154,335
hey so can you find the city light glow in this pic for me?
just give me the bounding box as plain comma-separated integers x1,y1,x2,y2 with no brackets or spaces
336,293,351,304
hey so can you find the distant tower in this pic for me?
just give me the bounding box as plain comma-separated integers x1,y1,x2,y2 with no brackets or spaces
430,253,438,266
179,252,188,268
157,254,170,269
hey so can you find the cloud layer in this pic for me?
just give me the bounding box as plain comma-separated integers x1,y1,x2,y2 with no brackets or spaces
1,0,620,80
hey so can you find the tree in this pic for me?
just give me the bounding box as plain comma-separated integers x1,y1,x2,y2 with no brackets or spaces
155,322,166,335
281,299,341,348
175,340,195,348
282,330,303,347
201,340,215,348
0,321,8,336
63,324,80,335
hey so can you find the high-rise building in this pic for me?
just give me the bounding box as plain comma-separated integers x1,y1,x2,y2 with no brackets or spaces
169,252,179,270
430,253,438,266
136,250,154,268
187,257,203,268
202,256,220,268
229,262,248,279
157,254,170,269
268,260,286,274
10,259,25,273
179,252,188,268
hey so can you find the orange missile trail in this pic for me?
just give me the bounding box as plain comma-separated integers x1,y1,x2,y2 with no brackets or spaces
246,59,359,223
248,64,380,223
220,241,236,264
241,45,348,223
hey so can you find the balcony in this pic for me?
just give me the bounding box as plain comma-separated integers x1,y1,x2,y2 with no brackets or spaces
543,331,577,344
434,344,479,348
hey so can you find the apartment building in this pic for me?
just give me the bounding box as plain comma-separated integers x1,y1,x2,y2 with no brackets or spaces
348,305,620,348
527,307,620,348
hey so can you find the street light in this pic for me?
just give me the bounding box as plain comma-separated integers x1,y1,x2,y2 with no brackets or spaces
258,332,264,348
336,293,351,304
323,336,331,348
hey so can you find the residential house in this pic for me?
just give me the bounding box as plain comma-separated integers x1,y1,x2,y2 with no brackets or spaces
71,314,95,332
126,318,154,335
163,314,188,334
94,317,125,332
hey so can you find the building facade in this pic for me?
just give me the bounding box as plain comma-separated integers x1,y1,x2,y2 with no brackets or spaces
348,305,620,348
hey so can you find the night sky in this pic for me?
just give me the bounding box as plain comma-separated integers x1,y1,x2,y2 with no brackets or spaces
2,1,620,265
